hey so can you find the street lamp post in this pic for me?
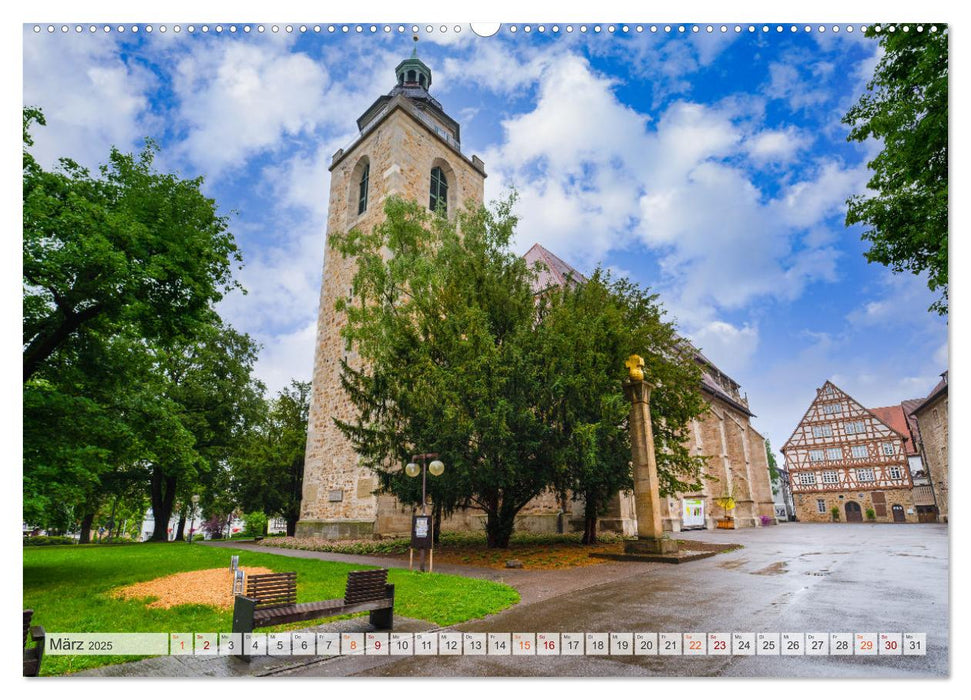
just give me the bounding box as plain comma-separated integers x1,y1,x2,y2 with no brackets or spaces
188,494,200,543
406,453,445,572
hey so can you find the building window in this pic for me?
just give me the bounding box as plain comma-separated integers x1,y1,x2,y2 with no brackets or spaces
844,420,866,435
888,466,902,480
851,445,868,459
881,442,895,456
822,471,838,484
812,424,833,438
358,163,369,215
826,447,843,461
817,499,826,513
430,166,448,214
809,449,825,463
799,472,817,486
822,403,839,415
856,468,875,482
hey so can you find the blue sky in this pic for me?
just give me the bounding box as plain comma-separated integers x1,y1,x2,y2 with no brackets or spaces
21,19,949,461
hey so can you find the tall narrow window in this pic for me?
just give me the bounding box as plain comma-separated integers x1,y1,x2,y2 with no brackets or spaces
358,163,369,215
430,166,448,214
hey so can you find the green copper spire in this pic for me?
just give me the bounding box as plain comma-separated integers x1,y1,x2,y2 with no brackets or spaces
395,35,432,90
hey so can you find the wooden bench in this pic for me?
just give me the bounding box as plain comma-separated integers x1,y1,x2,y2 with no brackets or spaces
232,569,394,646
23,609,45,677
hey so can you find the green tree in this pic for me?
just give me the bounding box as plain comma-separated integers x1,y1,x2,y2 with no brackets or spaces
539,271,709,544
141,320,265,541
23,107,242,381
333,197,557,548
232,381,311,536
843,25,948,314
765,438,780,486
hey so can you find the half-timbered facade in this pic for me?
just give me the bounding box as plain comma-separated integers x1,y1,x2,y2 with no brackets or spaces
782,381,918,523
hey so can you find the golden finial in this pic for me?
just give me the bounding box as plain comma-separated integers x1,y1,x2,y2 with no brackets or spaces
625,354,645,381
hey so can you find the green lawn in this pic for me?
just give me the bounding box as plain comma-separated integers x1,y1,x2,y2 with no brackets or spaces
23,542,519,676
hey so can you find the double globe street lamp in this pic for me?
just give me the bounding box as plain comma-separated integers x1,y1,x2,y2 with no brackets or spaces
406,453,444,572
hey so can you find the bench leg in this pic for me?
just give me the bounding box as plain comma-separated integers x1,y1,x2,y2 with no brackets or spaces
369,606,393,630
232,596,256,661
370,585,394,630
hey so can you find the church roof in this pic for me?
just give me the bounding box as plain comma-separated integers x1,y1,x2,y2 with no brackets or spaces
523,243,586,294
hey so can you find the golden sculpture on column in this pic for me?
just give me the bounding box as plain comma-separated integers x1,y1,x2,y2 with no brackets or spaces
622,355,680,557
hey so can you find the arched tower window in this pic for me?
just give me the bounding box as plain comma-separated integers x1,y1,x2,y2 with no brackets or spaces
430,166,448,214
407,69,416,83
358,162,370,215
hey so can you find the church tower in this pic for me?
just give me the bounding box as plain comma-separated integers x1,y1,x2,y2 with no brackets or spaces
297,44,487,538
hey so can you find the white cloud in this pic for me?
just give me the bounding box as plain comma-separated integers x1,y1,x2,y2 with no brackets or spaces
745,126,809,165
688,321,760,375
172,40,329,175
23,30,155,170
251,321,318,396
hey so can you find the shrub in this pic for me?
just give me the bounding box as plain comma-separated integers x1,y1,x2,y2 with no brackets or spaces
243,512,268,537
23,535,76,546
865,508,877,521
830,506,840,521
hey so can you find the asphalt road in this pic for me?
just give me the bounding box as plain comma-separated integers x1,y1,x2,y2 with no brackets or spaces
280,523,949,678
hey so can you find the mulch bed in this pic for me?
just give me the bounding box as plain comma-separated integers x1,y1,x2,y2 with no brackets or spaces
111,567,274,609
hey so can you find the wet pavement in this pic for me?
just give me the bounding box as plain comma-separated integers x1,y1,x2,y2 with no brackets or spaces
78,523,948,678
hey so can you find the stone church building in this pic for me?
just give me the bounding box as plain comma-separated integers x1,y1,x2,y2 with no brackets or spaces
297,51,776,539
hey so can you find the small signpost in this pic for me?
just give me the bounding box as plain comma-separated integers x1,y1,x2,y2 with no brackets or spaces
233,569,245,595
411,515,434,572
230,555,239,572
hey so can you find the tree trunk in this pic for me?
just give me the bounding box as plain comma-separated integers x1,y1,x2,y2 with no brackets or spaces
433,506,442,545
286,514,298,537
148,469,178,542
78,511,96,544
582,494,599,545
175,509,187,541
485,505,515,549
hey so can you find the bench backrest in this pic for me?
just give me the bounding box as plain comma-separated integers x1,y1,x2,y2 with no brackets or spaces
344,569,390,605
246,572,297,610
23,610,33,646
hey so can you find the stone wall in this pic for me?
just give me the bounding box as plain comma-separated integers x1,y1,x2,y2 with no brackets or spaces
915,394,948,522
793,488,918,523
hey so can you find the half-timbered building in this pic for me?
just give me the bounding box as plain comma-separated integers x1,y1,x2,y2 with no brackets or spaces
782,381,920,523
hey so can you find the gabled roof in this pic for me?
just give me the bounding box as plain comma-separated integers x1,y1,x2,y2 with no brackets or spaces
909,371,948,416
869,404,921,456
523,243,586,294
781,379,917,453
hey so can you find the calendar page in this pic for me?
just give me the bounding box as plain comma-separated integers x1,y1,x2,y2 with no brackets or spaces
20,0,952,688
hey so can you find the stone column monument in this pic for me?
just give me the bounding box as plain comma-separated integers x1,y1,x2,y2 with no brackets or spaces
623,355,679,556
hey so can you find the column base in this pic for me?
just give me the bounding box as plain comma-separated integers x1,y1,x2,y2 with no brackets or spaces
624,536,679,555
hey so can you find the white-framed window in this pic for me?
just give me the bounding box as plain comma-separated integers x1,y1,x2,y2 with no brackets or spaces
851,445,868,459
809,450,825,463
812,424,833,438
856,468,875,482
822,403,839,415
817,499,826,513
844,421,866,435
799,472,817,486
881,442,895,456
826,447,843,460
888,466,902,480
822,471,839,484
